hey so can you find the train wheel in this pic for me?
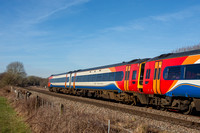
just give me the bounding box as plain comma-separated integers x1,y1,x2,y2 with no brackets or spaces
182,105,193,115
160,107,166,111
132,97,140,106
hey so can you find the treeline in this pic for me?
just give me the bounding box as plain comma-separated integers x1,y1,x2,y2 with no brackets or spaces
172,43,200,53
0,62,48,88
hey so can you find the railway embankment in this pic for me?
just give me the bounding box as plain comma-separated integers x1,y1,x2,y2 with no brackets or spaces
0,90,31,133
1,86,200,133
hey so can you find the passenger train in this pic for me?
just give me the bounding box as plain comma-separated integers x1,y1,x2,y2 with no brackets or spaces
48,50,200,114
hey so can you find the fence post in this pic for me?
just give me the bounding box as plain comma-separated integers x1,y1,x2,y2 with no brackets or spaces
108,120,110,133
11,86,13,92
35,96,39,111
60,103,64,115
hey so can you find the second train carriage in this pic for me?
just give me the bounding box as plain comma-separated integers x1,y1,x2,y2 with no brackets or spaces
48,49,200,114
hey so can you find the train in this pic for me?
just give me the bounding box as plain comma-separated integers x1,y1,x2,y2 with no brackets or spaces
48,49,200,114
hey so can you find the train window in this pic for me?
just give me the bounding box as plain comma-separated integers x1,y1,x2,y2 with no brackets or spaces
185,64,200,79
127,71,130,80
76,77,80,82
77,76,80,82
97,74,103,81
145,69,151,79
164,66,181,80
132,71,137,80
158,68,161,79
80,76,84,82
73,72,124,82
51,77,66,82
109,73,115,81
85,75,89,82
91,75,96,81
103,73,109,81
88,75,93,81
115,71,124,81
154,69,157,80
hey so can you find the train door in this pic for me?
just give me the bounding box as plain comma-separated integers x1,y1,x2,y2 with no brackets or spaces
124,65,131,91
73,73,76,88
65,74,68,88
153,61,162,94
137,62,145,92
69,73,72,88
130,64,138,92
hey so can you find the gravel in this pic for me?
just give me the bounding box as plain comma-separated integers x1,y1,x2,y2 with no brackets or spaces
26,87,200,133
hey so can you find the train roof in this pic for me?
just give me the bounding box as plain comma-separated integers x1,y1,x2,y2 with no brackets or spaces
149,49,200,62
76,58,150,73
51,58,150,76
50,49,200,76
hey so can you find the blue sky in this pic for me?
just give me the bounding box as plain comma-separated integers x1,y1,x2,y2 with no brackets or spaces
0,0,200,78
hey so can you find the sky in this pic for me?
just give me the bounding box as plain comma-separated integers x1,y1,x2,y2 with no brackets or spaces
0,0,200,78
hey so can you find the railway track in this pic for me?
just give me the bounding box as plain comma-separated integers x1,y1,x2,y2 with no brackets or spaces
24,87,200,130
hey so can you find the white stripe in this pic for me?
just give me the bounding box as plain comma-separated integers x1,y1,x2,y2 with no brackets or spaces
76,68,111,76
167,80,200,93
75,81,115,87
51,82,65,86
52,74,66,79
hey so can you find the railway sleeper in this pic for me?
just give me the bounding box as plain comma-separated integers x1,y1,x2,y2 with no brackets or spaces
50,87,197,114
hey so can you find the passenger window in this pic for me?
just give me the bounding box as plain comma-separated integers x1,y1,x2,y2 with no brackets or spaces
164,66,181,80
103,73,109,81
185,64,200,79
109,73,115,81
88,75,93,81
145,69,151,79
158,68,161,79
132,71,137,80
92,75,96,81
154,69,157,80
115,72,123,81
97,74,103,81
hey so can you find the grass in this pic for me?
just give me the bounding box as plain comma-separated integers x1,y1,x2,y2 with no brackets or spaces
0,96,31,133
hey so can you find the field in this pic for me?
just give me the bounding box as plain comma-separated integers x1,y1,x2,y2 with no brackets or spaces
3,86,199,133
0,86,162,133
0,96,31,133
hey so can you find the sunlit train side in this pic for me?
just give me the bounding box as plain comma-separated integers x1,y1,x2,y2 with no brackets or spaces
48,50,200,114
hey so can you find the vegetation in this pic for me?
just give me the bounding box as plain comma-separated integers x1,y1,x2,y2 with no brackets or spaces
0,87,162,133
0,96,31,133
0,61,48,88
172,43,200,53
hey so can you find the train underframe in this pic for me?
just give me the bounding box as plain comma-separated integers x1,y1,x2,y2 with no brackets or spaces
49,87,200,115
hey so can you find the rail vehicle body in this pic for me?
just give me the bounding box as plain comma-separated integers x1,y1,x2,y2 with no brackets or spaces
48,50,200,114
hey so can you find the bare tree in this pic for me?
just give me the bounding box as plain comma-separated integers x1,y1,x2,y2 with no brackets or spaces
6,62,26,77
4,62,27,86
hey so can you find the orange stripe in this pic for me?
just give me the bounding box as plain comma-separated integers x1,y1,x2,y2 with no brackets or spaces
153,62,158,94
127,66,131,91
109,67,116,72
124,66,128,91
169,83,200,93
65,74,68,88
182,55,200,65
73,73,76,88
156,61,162,94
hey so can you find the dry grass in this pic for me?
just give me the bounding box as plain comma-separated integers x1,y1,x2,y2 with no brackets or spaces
0,87,163,133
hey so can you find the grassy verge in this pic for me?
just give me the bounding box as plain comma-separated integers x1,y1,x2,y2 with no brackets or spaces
0,96,31,133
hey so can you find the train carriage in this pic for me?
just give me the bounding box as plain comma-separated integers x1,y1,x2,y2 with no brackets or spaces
48,49,200,114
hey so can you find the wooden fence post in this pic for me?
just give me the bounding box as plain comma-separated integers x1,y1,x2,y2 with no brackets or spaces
108,120,110,133
60,103,64,115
